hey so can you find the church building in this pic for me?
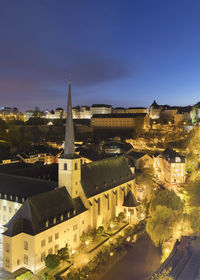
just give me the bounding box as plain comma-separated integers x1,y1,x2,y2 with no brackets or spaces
3,81,138,273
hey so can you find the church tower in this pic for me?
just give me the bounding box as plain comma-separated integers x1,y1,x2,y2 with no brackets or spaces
58,79,81,198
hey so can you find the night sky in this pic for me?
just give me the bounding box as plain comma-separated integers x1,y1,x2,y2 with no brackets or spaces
1,0,200,111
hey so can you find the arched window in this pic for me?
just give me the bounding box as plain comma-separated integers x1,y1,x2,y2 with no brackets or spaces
64,163,67,170
75,163,78,170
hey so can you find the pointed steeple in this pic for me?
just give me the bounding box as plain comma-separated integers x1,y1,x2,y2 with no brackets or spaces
64,79,75,156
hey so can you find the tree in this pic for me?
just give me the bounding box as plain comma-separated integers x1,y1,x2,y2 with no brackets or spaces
117,212,125,222
190,207,200,233
57,246,70,261
151,268,174,280
146,206,179,246
45,254,60,269
183,180,200,207
149,189,184,214
185,152,199,179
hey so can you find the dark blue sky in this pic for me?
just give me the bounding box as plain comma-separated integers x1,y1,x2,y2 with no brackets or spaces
1,0,200,111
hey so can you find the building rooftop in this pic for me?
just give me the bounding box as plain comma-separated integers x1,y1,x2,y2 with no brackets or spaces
81,155,134,198
162,148,185,163
92,113,147,118
0,173,57,202
123,190,139,207
4,187,87,236
91,104,112,108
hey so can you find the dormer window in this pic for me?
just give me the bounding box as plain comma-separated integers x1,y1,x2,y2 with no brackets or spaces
64,163,67,170
73,209,76,215
61,214,63,221
46,220,49,227
67,212,70,218
175,157,181,163
10,195,13,200
53,217,56,224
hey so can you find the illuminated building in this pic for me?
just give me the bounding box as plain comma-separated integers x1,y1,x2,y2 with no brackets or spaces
3,81,138,273
154,148,185,184
91,113,150,130
91,104,112,115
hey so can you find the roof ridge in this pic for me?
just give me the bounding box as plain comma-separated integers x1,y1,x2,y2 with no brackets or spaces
0,172,57,184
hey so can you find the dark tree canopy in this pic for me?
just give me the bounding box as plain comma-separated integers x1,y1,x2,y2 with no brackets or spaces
150,189,184,214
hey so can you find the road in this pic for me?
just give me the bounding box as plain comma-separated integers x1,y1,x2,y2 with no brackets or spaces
102,233,161,280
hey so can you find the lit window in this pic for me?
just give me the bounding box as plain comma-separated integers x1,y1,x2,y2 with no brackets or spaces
24,241,28,250
48,248,53,255
55,244,59,253
175,157,181,163
41,252,45,262
48,236,52,243
73,225,78,231
5,257,10,268
24,254,28,265
5,243,10,253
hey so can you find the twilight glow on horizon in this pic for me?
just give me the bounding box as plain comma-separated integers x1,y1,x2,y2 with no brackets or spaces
1,0,200,111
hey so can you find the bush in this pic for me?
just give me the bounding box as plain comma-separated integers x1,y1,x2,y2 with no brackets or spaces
45,254,60,269
117,212,126,222
16,271,33,280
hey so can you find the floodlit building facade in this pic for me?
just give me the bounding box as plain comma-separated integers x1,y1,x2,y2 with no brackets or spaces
91,113,150,130
3,81,138,273
154,148,185,184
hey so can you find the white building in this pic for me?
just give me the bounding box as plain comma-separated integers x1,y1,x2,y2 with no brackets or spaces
3,81,138,274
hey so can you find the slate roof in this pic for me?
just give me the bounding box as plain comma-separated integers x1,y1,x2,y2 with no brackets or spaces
0,173,57,202
162,148,185,163
3,187,87,237
81,156,134,198
123,190,139,207
0,162,58,181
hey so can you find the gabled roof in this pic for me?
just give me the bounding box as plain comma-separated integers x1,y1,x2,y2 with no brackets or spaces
123,190,139,207
81,156,134,198
4,187,87,237
0,173,57,202
162,148,185,163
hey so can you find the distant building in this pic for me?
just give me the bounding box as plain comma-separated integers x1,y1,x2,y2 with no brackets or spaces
154,148,185,184
91,113,150,130
126,107,148,114
149,100,192,124
91,104,112,115
72,106,92,119
24,110,35,121
112,107,126,114
0,107,22,120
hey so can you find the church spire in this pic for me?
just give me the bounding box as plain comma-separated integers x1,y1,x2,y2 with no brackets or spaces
64,79,75,156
